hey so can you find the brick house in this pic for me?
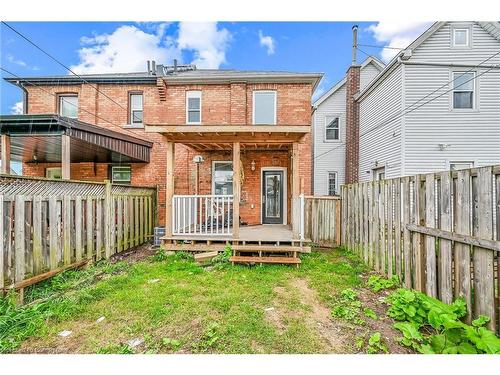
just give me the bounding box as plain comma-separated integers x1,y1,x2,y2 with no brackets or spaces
0,62,322,246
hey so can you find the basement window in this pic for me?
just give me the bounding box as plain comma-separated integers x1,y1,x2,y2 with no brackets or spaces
452,72,475,109
46,167,62,179
58,95,78,118
186,91,202,124
111,166,132,184
253,91,277,125
450,161,473,171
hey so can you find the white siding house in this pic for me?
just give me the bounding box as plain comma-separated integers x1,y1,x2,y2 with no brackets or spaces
357,21,500,181
313,57,384,194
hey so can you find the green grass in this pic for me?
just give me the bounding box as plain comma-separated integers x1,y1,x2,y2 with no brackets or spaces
0,248,367,354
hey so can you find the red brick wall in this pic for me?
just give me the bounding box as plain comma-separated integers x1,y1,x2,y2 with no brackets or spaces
22,80,313,226
345,66,360,184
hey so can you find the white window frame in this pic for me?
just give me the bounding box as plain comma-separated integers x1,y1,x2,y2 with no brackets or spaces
447,160,475,171
211,161,233,195
451,70,476,111
252,90,277,125
324,115,340,142
452,27,470,48
111,165,132,184
186,91,202,125
129,92,144,126
45,167,62,179
58,94,78,118
327,171,338,196
372,166,386,181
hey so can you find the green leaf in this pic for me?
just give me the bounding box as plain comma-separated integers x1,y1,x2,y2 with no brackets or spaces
394,322,423,341
368,332,381,345
471,315,490,327
418,344,436,354
429,334,446,353
475,328,500,354
364,308,377,320
457,342,477,354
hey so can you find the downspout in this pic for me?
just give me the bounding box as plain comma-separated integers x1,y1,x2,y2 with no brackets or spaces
400,57,406,177
17,81,29,114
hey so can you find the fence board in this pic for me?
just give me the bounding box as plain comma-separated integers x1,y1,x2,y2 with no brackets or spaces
117,197,123,253
0,195,4,289
439,171,453,304
75,196,83,262
86,197,94,260
380,181,386,275
14,196,25,282
424,173,437,298
401,177,411,287
32,196,43,274
62,196,71,266
49,196,58,270
387,180,394,278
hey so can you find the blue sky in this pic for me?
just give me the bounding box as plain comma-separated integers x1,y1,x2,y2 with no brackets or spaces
0,21,432,113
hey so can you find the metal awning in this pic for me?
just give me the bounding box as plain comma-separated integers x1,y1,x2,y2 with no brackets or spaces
0,114,153,163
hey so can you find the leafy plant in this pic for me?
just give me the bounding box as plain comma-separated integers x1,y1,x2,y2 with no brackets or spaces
364,307,377,320
97,343,134,354
162,337,181,352
367,275,399,292
152,247,169,262
367,332,388,354
211,245,232,269
192,323,221,352
387,288,500,354
331,288,365,325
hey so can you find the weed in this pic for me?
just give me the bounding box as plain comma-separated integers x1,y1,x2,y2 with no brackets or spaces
367,332,388,354
162,337,181,352
364,307,377,320
367,275,399,292
192,323,221,353
152,247,169,262
97,343,134,354
211,244,232,269
331,288,365,325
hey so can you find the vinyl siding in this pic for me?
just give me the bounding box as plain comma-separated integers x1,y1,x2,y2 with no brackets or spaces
313,84,346,195
360,63,382,91
403,22,500,175
359,64,403,182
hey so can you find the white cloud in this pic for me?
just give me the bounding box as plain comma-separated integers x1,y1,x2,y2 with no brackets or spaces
258,30,275,55
71,25,181,74
11,101,23,114
177,22,231,69
71,22,231,74
367,21,433,61
6,53,27,67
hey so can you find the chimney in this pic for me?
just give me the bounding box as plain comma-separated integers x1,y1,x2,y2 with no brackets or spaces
173,59,178,72
151,60,156,74
147,60,151,75
345,25,361,184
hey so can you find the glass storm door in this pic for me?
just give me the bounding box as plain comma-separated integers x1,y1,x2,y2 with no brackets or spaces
262,170,284,224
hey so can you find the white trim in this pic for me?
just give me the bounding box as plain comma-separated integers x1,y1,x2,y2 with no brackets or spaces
326,171,338,196
211,160,233,195
450,70,477,111
324,115,341,142
452,26,471,48
58,94,78,118
446,160,476,171
129,92,143,126
186,90,202,125
252,90,277,125
260,167,287,225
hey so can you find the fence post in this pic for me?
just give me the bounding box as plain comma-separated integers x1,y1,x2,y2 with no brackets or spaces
300,193,305,241
104,180,112,259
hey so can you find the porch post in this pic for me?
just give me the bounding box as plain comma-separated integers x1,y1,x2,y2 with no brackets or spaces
61,134,71,180
232,142,240,238
1,135,11,175
292,142,300,238
165,141,175,237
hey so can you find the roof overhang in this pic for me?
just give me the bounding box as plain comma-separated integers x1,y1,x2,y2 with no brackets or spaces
0,114,153,163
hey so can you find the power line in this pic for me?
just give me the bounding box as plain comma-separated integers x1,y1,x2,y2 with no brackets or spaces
314,51,500,161
358,43,405,50
1,21,130,113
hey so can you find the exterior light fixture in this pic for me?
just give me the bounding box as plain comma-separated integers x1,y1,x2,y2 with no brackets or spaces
438,143,451,151
251,160,256,171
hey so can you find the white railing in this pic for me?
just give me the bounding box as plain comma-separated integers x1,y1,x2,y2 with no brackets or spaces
172,195,234,236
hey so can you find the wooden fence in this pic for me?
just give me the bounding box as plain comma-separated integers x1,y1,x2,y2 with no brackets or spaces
293,196,341,247
341,165,500,333
0,175,156,292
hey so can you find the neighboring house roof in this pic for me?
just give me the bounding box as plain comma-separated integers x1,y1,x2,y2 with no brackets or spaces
356,21,500,101
4,67,324,92
313,56,385,107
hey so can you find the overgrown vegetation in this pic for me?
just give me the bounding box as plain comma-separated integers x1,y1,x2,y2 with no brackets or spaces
387,288,500,354
367,275,399,292
331,288,365,325
211,244,232,268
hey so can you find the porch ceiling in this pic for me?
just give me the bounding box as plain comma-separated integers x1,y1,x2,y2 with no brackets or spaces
183,142,292,152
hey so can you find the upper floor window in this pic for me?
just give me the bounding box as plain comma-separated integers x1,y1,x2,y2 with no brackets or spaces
453,28,470,47
129,93,143,125
327,171,338,196
253,91,276,125
59,94,78,118
325,116,340,141
452,72,475,109
186,91,201,124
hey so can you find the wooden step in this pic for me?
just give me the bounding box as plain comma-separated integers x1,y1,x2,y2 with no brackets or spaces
230,256,301,265
232,245,311,253
194,251,219,264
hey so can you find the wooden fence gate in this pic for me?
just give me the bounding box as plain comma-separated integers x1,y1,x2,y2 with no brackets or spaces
341,165,500,334
0,175,156,293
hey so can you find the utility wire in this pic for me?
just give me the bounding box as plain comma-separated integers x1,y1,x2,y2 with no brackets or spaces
358,43,405,50
1,21,130,113
314,49,500,161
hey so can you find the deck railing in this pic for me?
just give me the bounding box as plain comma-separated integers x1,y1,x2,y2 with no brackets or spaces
172,195,233,236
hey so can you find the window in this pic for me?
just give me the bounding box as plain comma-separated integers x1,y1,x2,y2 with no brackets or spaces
186,91,201,124
327,172,338,196
452,72,475,109
212,161,233,195
111,166,131,184
59,95,78,118
45,167,62,179
129,93,143,124
373,167,385,181
325,116,340,141
450,162,473,171
453,28,470,47
253,91,276,125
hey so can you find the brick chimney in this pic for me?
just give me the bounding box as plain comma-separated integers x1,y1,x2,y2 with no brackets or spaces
345,25,361,184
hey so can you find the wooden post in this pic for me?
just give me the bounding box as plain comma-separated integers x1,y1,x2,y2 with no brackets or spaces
61,134,71,180
104,180,112,259
32,196,43,274
1,134,11,174
75,196,83,261
292,142,299,199
165,142,175,237
14,196,25,283
49,196,58,269
413,175,425,292
424,173,437,298
439,171,453,304
232,142,241,239
62,195,71,265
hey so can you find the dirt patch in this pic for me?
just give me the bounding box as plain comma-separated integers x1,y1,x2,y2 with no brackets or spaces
110,243,156,264
266,278,350,353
